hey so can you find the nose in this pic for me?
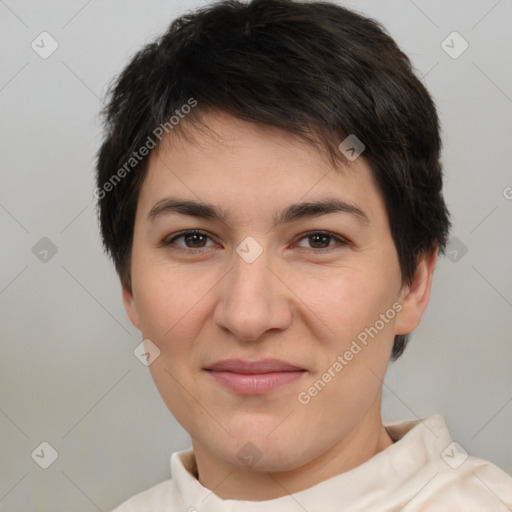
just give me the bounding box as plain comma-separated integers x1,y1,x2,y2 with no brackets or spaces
213,247,293,342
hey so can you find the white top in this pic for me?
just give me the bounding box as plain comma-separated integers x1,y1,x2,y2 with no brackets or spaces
112,415,512,511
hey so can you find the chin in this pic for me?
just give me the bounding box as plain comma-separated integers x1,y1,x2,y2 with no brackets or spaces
215,434,316,473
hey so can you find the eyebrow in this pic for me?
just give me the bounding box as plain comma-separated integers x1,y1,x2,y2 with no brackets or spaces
147,197,369,226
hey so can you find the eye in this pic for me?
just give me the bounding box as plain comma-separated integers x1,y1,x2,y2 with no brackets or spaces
295,231,349,251
165,230,216,250
162,229,348,253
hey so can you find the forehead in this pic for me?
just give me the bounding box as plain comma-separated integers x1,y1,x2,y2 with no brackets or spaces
137,113,386,225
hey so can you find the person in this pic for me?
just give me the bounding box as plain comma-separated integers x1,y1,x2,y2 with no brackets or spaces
94,0,512,510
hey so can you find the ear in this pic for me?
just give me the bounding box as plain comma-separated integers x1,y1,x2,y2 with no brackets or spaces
395,247,438,335
122,281,141,331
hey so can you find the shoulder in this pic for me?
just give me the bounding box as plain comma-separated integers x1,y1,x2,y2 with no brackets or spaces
110,479,174,512
407,453,512,510
440,455,512,501
384,416,512,510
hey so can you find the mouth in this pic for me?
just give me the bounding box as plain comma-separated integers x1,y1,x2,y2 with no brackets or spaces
204,358,307,395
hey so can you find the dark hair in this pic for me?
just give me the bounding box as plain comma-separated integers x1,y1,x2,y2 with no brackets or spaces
95,0,450,360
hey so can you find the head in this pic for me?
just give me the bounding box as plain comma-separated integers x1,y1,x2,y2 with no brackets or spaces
95,0,450,478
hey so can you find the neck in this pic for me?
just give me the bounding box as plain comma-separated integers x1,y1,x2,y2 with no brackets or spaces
192,406,394,501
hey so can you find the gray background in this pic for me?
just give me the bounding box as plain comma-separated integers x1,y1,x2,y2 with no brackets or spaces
1,0,511,510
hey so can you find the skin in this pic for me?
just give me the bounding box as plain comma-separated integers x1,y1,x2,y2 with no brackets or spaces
122,112,437,501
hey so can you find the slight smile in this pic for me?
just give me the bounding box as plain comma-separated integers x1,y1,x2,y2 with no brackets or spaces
204,358,307,395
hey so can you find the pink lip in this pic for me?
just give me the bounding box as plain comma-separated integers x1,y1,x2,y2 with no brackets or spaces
205,358,306,395
206,358,303,373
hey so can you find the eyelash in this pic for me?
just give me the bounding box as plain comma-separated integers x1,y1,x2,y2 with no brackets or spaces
162,229,350,254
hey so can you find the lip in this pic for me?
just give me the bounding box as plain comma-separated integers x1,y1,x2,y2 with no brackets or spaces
205,358,304,373
204,358,306,395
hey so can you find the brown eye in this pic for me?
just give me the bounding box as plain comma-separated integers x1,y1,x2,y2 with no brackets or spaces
295,231,348,251
183,233,208,248
167,230,215,249
308,233,332,249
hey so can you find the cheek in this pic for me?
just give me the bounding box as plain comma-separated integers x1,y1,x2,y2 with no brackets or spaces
293,266,397,343
132,261,218,345
293,264,399,405
133,266,215,428
294,272,397,429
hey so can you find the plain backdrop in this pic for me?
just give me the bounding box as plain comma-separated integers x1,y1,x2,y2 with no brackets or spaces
1,0,511,510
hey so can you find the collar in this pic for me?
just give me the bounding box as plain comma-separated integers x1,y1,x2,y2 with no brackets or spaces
170,415,452,512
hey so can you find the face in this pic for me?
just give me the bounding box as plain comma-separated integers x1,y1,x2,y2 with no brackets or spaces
123,113,432,475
